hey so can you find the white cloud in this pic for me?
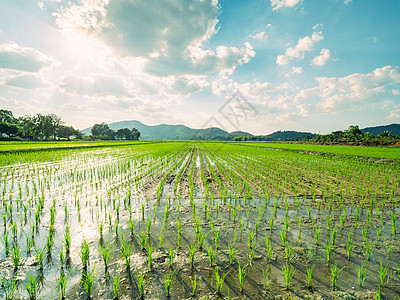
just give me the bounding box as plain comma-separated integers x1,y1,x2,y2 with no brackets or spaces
270,0,302,10
284,66,303,77
276,55,290,66
0,42,57,73
54,0,255,76
59,74,134,98
211,79,275,102
387,109,400,121
277,31,324,65
344,0,352,5
313,24,323,30
249,31,266,40
392,89,400,95
295,66,400,113
312,48,330,66
2,74,50,89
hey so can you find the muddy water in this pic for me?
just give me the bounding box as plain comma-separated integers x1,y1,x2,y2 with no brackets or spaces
0,147,399,299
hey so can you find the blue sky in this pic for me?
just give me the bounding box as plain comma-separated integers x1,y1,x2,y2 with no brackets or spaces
0,0,399,134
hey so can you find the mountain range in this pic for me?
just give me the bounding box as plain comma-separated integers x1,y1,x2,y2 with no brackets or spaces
81,121,400,141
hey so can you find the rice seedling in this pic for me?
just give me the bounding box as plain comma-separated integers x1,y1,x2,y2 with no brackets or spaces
35,246,45,270
81,265,97,299
357,259,368,287
197,229,209,250
280,229,287,248
135,270,145,299
63,225,71,255
25,233,34,254
324,242,332,264
57,269,72,300
314,228,321,247
164,269,176,297
281,264,295,290
363,240,375,261
97,239,110,272
346,231,354,261
330,226,337,246
376,224,384,242
187,241,196,267
176,220,182,248
262,266,272,290
214,266,228,295
378,261,392,288
228,244,236,265
190,274,197,296
237,259,247,293
305,264,314,290
330,263,344,291
80,240,90,273
25,273,39,300
120,229,132,270
391,211,396,239
2,233,10,256
214,228,220,252
285,243,294,265
137,230,147,251
147,241,154,269
207,245,216,267
11,244,21,270
168,246,175,268
112,270,121,299
1,277,18,300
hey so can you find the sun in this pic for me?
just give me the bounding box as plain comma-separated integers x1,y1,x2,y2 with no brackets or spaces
67,33,102,64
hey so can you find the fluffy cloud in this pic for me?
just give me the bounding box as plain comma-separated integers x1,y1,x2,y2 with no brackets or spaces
277,31,323,65
212,79,275,101
387,109,400,121
2,74,50,89
54,0,255,76
312,48,330,66
284,66,303,77
0,42,57,73
249,31,266,40
392,89,400,95
296,66,400,113
270,0,302,10
59,74,134,98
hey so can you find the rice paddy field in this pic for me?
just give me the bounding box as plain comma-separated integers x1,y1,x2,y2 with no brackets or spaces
0,141,399,299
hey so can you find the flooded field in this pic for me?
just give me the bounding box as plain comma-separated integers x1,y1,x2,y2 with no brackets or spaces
0,142,399,299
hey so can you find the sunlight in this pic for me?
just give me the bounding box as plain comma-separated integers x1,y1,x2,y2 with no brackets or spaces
67,33,101,63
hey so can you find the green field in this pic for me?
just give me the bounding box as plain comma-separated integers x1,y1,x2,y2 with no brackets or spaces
238,141,400,159
0,142,399,299
0,140,151,152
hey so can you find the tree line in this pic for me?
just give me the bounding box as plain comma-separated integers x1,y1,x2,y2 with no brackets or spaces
310,125,400,146
0,109,140,141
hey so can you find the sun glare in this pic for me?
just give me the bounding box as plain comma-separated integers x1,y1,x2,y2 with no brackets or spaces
67,34,100,63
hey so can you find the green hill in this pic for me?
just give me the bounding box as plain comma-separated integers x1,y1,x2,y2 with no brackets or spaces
81,120,254,140
361,124,400,135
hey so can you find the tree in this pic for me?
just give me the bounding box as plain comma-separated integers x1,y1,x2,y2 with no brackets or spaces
116,128,131,140
56,125,76,140
91,123,115,140
0,122,19,138
130,128,140,140
0,109,17,123
19,116,38,140
233,136,242,141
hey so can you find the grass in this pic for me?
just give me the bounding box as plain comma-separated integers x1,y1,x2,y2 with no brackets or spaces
282,264,295,290
237,259,247,293
0,141,399,299
164,269,176,297
214,266,228,295
25,273,39,300
135,271,145,299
